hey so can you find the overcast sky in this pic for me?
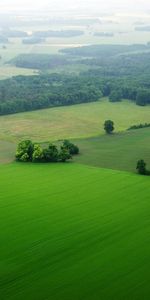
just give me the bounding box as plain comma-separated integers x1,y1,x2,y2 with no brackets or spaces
0,0,150,14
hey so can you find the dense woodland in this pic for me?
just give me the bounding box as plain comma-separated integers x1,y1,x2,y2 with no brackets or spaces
10,54,69,69
0,73,103,115
1,44,150,115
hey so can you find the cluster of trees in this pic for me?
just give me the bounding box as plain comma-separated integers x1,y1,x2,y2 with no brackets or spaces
128,123,150,130
108,87,150,106
82,72,150,106
16,140,79,163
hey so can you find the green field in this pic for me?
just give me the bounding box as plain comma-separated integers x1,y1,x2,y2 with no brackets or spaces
74,127,150,172
1,98,150,299
1,99,150,143
1,15,150,300
0,141,16,164
1,126,150,172
1,162,150,300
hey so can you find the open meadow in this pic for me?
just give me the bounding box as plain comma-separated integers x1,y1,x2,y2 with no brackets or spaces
1,162,150,300
1,99,150,143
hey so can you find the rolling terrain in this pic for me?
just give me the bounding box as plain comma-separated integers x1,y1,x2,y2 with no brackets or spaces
1,99,150,143
74,127,150,172
0,63,150,300
1,162,150,300
1,7,150,300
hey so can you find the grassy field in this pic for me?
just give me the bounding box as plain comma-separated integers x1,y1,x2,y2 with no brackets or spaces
1,99,150,143
74,127,150,172
1,126,150,172
0,162,150,300
0,141,16,164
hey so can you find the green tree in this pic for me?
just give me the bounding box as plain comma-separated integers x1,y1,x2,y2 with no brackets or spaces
136,160,147,175
32,144,44,162
63,140,79,155
109,90,122,102
104,120,114,134
16,140,34,162
59,147,72,162
136,89,150,106
43,143,59,162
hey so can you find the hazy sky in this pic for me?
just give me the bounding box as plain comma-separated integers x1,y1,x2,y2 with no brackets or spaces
0,0,150,14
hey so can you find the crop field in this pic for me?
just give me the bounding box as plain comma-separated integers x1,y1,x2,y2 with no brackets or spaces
0,162,150,300
1,99,150,143
74,127,150,172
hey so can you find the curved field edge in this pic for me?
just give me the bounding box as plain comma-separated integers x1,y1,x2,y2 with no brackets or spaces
1,127,150,174
0,99,150,142
0,162,150,300
74,127,150,172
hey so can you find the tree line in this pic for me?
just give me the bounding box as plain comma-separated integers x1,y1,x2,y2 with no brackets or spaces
0,74,103,115
1,71,150,116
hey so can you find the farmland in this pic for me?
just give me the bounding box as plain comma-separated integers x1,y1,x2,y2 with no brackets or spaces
74,127,150,172
1,99,150,143
1,7,150,300
1,162,150,300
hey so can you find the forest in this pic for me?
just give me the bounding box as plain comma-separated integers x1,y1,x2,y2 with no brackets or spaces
1,44,150,115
